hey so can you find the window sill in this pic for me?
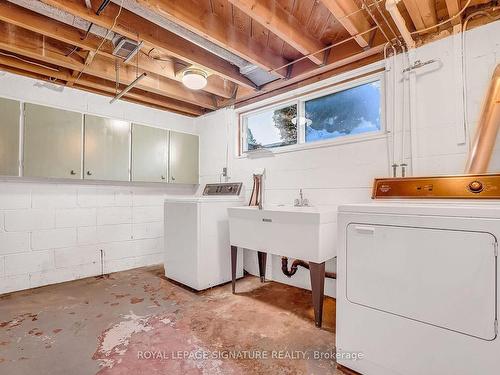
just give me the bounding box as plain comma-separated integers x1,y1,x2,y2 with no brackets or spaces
238,131,389,159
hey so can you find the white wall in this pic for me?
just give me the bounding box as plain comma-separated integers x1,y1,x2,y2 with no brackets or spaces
0,73,196,294
195,20,500,297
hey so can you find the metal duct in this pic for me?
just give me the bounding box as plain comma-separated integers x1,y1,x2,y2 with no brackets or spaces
110,0,279,86
7,0,279,86
465,64,500,174
7,0,114,40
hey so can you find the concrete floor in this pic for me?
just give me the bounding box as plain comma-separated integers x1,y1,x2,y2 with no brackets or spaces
0,266,340,374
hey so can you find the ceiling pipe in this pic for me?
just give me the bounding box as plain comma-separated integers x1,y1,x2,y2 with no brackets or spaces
385,0,416,49
465,65,500,174
96,0,112,15
110,72,147,103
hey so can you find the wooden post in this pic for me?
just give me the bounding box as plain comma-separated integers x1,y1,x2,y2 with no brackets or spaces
257,251,267,282
309,261,326,328
231,245,238,293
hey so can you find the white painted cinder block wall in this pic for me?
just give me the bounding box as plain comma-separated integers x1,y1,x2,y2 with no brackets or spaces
195,20,500,297
0,73,197,294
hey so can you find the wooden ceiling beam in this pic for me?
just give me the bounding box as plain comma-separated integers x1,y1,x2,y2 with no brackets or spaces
133,0,289,77
320,0,372,48
445,0,461,25
227,0,326,65
0,22,217,110
230,40,385,104
0,1,234,99
75,75,205,116
403,0,438,33
0,54,203,116
38,0,257,89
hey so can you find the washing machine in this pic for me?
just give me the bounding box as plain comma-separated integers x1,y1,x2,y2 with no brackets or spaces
164,182,244,290
336,175,500,375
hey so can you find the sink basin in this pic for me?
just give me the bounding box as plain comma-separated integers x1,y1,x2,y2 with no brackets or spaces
228,205,337,263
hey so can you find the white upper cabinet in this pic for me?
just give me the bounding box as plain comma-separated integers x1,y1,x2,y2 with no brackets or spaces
84,115,130,181
131,124,168,183
0,97,20,176
5,99,199,184
169,131,199,184
23,103,83,179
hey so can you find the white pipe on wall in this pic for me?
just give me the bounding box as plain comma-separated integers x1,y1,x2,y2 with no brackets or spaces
385,0,416,49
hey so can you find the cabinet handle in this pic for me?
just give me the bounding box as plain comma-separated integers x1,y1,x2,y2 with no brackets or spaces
70,170,76,175
161,175,166,180
171,176,175,181
87,171,92,176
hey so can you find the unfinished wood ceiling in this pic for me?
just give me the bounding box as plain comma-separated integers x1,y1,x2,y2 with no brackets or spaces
0,0,497,116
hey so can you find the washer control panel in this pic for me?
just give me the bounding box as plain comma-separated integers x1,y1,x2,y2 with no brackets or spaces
372,174,500,199
203,183,243,196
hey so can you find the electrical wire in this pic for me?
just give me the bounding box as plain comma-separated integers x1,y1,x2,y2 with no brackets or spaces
267,0,388,74
410,0,473,35
73,0,125,84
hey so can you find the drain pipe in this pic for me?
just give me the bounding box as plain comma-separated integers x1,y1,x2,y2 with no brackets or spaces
281,257,337,279
386,0,416,49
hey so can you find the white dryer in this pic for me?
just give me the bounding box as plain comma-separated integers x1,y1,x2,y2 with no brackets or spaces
336,175,500,375
164,183,244,290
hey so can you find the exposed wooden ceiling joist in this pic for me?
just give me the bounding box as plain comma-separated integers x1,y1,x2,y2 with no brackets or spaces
0,1,235,99
320,0,372,48
444,0,461,25
403,0,438,32
234,52,384,108
229,40,385,105
38,0,257,89
227,0,326,65
0,53,204,116
0,21,216,110
75,74,205,116
132,0,290,77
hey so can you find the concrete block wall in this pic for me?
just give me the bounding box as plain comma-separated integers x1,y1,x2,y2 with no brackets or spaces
0,72,197,294
0,182,195,294
195,20,500,297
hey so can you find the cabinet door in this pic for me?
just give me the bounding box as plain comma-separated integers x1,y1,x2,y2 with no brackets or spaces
131,124,167,182
0,98,20,176
24,103,82,179
169,131,199,184
84,115,130,181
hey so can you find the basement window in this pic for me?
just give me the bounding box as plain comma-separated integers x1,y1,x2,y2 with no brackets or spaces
244,102,298,151
239,75,383,155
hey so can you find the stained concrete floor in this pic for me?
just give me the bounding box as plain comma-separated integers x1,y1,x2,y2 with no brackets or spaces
0,266,340,374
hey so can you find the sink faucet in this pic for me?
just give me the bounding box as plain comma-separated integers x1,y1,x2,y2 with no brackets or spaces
294,189,310,207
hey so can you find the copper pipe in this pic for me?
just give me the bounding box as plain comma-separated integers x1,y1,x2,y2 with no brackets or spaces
281,257,336,279
370,0,399,41
360,0,392,44
465,64,500,174
249,174,263,208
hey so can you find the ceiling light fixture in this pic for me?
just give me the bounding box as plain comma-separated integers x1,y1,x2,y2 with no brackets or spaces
182,68,208,90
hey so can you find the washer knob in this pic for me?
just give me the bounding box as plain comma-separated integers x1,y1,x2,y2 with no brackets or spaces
468,180,483,193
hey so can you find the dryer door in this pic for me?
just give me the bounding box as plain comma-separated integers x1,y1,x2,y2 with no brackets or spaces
346,224,497,340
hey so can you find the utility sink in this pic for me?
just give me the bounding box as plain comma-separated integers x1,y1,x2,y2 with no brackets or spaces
228,204,337,327
228,205,337,263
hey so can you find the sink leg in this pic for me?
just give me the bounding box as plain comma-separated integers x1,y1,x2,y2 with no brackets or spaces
257,251,267,282
231,246,238,294
309,261,325,328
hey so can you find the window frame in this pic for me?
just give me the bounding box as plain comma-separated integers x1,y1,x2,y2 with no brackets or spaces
238,72,386,157
240,99,299,153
